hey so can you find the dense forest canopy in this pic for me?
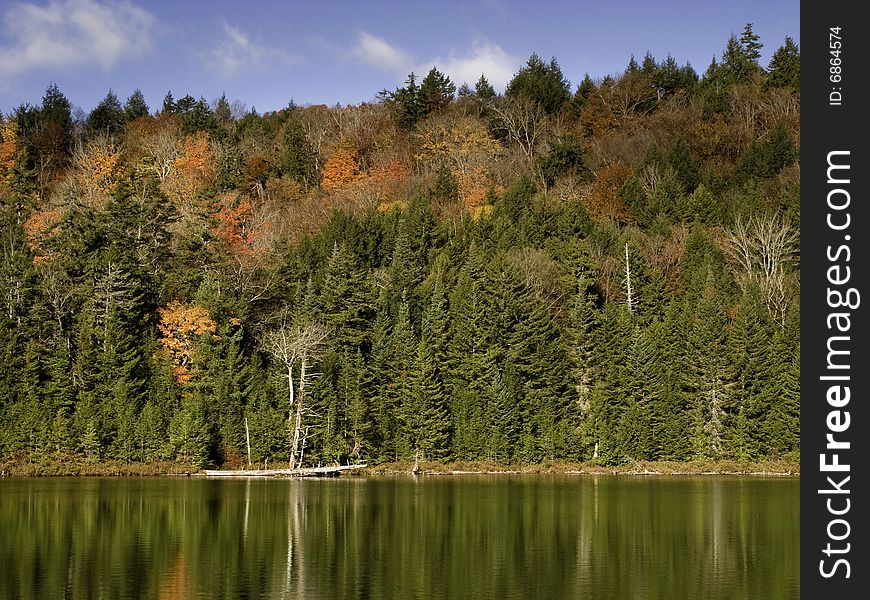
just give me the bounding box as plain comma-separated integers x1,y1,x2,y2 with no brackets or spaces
0,26,800,467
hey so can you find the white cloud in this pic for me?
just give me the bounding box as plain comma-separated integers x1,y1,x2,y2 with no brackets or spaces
352,32,520,92
208,21,299,77
353,31,413,75
420,41,521,91
0,0,155,80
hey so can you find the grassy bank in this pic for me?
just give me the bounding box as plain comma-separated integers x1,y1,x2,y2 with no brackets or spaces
1,455,799,478
0,456,199,477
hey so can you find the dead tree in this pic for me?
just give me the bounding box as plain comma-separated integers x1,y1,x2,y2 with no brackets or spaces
623,242,635,315
724,213,797,326
264,322,330,468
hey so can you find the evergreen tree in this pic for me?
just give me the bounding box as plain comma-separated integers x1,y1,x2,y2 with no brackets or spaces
320,243,375,352
762,339,799,459
419,67,456,115
281,110,319,189
767,37,800,91
568,74,596,116
506,272,576,460
586,303,632,464
161,91,176,114
87,90,125,137
474,74,496,101
505,53,571,114
483,368,521,462
687,273,734,459
729,284,773,459
378,73,423,130
739,23,764,63
342,348,372,460
123,89,150,122
400,338,451,460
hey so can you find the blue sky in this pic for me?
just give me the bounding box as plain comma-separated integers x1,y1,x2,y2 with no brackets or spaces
0,0,800,117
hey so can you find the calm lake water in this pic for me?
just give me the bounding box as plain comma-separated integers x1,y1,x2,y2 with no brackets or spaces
0,475,798,599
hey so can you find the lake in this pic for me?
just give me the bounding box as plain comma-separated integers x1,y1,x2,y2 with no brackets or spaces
0,474,798,599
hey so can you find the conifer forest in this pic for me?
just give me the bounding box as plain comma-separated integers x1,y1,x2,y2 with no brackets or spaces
0,26,800,468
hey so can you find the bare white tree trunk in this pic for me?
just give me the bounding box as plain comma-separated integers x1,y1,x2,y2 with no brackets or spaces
724,214,797,326
265,322,329,469
624,242,635,314
244,417,252,467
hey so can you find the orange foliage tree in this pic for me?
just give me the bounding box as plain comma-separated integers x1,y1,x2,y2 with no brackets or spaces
321,146,363,191
362,159,411,211
320,139,411,212
0,118,19,194
23,209,62,263
157,301,217,384
584,163,633,223
162,131,216,218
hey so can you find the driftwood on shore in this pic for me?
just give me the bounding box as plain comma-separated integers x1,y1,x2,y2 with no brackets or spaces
204,463,368,478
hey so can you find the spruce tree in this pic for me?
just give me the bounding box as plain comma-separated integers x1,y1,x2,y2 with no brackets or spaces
687,272,734,459
767,37,800,91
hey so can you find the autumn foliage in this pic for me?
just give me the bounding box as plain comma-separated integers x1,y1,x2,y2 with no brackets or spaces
72,135,121,209
22,209,62,264
584,163,633,223
0,118,18,194
162,131,216,217
157,301,217,383
321,147,363,191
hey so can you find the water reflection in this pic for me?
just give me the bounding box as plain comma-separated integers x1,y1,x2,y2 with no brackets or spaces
0,475,798,599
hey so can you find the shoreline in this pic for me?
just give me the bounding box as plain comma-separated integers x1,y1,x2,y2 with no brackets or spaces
362,459,799,477
0,456,799,478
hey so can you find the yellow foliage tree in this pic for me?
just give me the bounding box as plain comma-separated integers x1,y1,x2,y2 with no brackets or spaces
72,134,121,209
416,117,501,210
157,301,217,384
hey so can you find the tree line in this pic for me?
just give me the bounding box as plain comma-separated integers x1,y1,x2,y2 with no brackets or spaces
0,25,800,467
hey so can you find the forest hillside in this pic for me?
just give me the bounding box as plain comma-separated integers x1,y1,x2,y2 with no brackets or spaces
0,26,800,468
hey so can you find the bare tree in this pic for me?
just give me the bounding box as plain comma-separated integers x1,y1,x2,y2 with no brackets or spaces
724,213,798,325
264,322,330,468
623,242,635,314
490,96,550,167
141,127,179,183
505,247,568,314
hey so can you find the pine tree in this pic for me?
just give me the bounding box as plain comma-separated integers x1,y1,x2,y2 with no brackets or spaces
739,23,764,64
506,271,576,460
378,73,423,130
320,243,375,352
762,340,799,459
169,385,215,467
367,290,395,460
767,37,800,91
479,368,516,462
506,53,571,114
586,303,632,464
652,299,692,460
446,245,496,459
401,338,451,460
418,67,456,116
687,272,734,459
87,90,125,137
123,89,150,122
342,349,372,461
